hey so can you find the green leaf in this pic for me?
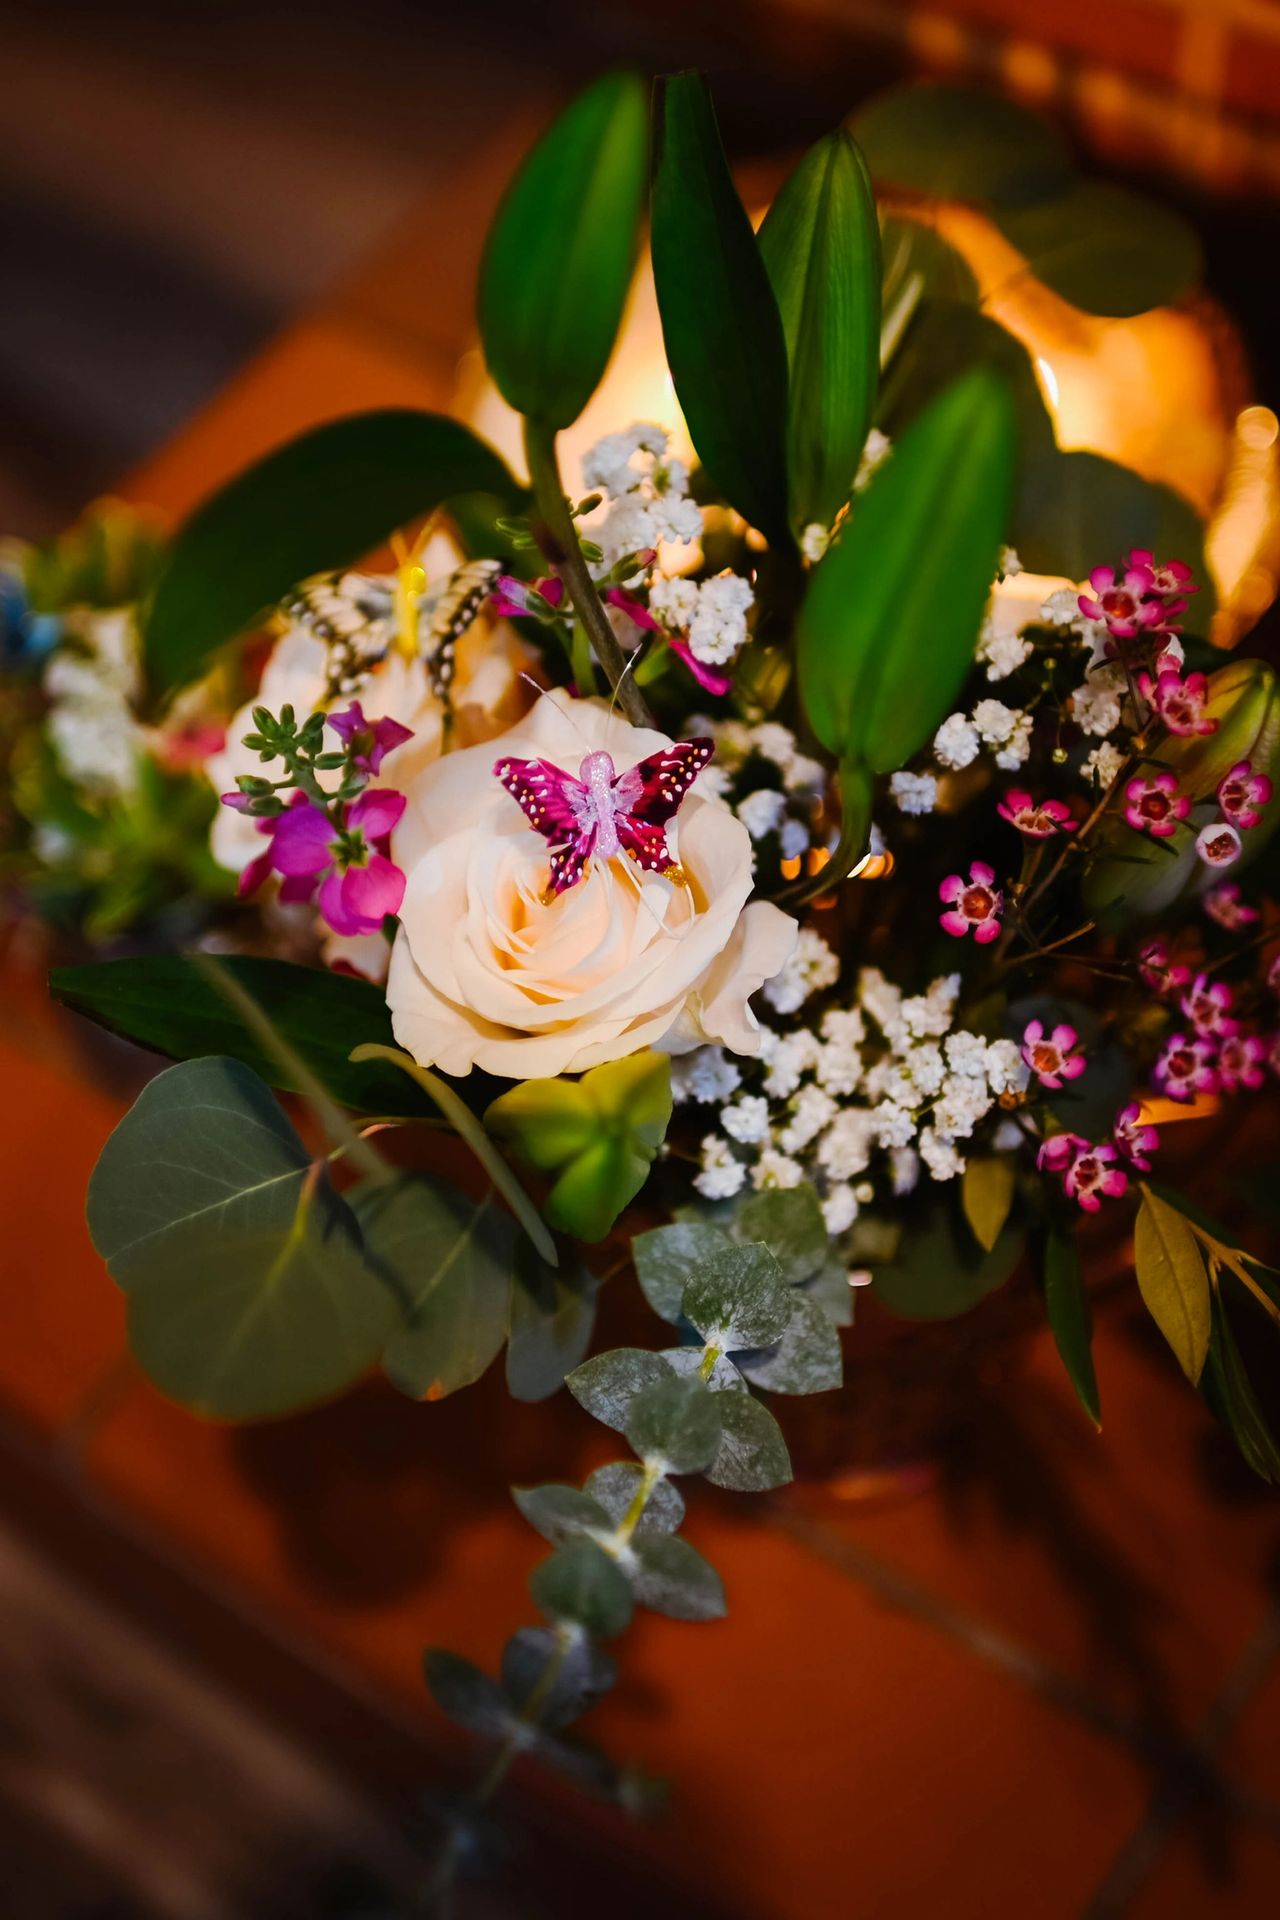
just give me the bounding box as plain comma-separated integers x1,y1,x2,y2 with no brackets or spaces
500,1626,618,1731
1042,1223,1101,1429
356,1176,516,1400
797,367,1015,771
633,1220,732,1323
997,181,1201,318
424,1650,514,1739
631,1535,726,1622
758,128,880,533
512,1483,611,1544
661,1345,747,1393
853,82,1073,210
734,1291,843,1396
1134,1187,1212,1385
583,1462,686,1537
142,411,520,695
651,71,791,546
1201,1292,1280,1486
874,1208,1024,1321
680,1243,792,1349
705,1390,792,1492
733,1184,828,1283
566,1347,672,1433
88,1056,398,1419
1016,448,1211,611
49,954,484,1119
805,1261,856,1329
962,1157,1017,1254
530,1538,633,1638
506,1247,599,1403
478,73,648,428
624,1373,723,1475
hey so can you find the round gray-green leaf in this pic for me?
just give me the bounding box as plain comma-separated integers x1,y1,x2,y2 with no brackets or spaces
500,1627,617,1732
625,1373,723,1475
566,1347,672,1433
852,83,1072,210
704,1391,792,1492
631,1535,726,1622
997,181,1201,319
478,72,648,428
530,1538,634,1638
633,1220,732,1324
734,1292,843,1396
583,1463,686,1537
680,1242,791,1349
513,1483,611,1545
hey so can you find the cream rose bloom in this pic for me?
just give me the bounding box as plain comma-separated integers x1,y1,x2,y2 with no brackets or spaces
386,691,797,1079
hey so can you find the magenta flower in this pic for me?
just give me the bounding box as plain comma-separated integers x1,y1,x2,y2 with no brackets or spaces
998,790,1075,838
1037,1133,1128,1212
1124,771,1190,839
490,574,566,620
1204,882,1258,931
1078,560,1164,639
1217,759,1272,831
1153,1031,1219,1103
1113,1103,1159,1172
1137,668,1218,738
1217,1033,1267,1093
1021,1019,1087,1090
1180,971,1237,1038
1196,821,1243,868
1152,636,1186,675
326,702,413,776
1128,549,1197,605
237,789,406,936
603,584,659,633
1138,938,1191,996
939,861,1003,943
668,636,732,696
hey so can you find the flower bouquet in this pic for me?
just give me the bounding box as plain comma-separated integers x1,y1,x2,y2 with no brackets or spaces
34,70,1280,1885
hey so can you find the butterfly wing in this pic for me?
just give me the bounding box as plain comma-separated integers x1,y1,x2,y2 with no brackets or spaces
612,737,715,873
286,571,395,697
419,559,502,700
494,755,595,895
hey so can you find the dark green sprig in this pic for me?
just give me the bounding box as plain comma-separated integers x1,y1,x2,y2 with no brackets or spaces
230,702,369,817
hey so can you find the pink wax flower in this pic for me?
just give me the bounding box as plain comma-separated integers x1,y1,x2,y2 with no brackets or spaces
1078,560,1164,639
1153,1031,1219,1103
1124,771,1190,839
1137,668,1217,737
1138,938,1191,996
1021,1019,1087,1090
234,788,406,936
998,790,1075,837
1113,1103,1159,1172
1196,821,1243,868
1128,549,1197,604
1180,971,1237,1038
1217,1033,1267,1093
1152,636,1186,676
1037,1133,1128,1212
939,861,1003,943
490,574,566,620
326,702,413,777
1204,882,1258,931
1217,760,1272,831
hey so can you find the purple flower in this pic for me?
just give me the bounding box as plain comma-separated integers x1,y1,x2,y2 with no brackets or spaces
1217,1033,1267,1093
1217,759,1272,831
1113,1102,1158,1172
490,574,565,620
1037,1133,1128,1212
998,789,1075,838
326,701,413,776
1153,1032,1218,1103
1021,1019,1086,1090
939,861,1003,944
238,788,407,936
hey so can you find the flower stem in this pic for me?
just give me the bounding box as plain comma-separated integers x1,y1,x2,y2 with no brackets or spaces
522,416,655,730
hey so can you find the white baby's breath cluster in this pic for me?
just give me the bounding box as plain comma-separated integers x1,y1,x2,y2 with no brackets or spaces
687,715,827,861
44,608,146,796
678,957,1030,1229
933,697,1033,772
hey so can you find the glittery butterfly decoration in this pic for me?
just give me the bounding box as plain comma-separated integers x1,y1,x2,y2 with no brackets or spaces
494,739,715,897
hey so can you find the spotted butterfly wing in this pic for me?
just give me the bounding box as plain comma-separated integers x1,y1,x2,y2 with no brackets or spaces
611,738,715,873
285,572,396,698
494,756,596,894
420,558,502,700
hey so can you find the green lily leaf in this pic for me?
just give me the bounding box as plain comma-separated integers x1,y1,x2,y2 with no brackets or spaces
758,128,881,534
1042,1222,1101,1429
142,410,521,696
486,1050,671,1243
1134,1187,1212,1385
88,1056,399,1419
651,70,791,547
479,72,648,428
797,366,1015,772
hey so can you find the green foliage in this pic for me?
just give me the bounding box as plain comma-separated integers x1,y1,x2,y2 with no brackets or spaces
88,1057,399,1418
530,1539,635,1638
356,1176,516,1400
513,1484,612,1544
650,71,791,546
142,411,520,695
624,1374,723,1475
424,1651,515,1739
733,1186,828,1282
500,1628,618,1731
962,1157,1017,1254
1042,1223,1101,1429
583,1463,685,1536
1202,1292,1280,1486
1134,1187,1212,1385
998,181,1202,319
703,1390,792,1492
485,1051,671,1242
797,368,1015,773
506,1248,599,1403
874,1205,1025,1321
479,72,648,428
567,1347,672,1432
733,1292,842,1396
680,1243,792,1348
629,1535,725,1621
633,1219,729,1322
758,128,881,533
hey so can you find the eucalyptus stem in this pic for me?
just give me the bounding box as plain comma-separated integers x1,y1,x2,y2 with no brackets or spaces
522,416,655,729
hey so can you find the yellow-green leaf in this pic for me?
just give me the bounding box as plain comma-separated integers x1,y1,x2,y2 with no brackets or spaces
962,1156,1017,1253
1134,1188,1212,1384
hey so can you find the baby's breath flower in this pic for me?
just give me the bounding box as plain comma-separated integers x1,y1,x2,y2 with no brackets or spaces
752,1148,806,1191
762,926,839,1014
934,713,981,770
695,1134,747,1200
890,770,938,815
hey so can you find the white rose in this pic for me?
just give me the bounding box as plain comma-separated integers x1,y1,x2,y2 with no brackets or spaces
386,690,797,1079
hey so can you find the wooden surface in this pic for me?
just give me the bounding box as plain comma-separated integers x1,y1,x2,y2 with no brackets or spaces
3,118,1280,1918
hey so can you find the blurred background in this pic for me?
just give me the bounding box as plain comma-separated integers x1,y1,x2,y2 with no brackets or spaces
4,2,1280,1916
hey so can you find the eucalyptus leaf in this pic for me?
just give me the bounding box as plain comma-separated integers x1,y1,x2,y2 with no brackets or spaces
734,1291,843,1396
625,1373,723,1475
478,72,648,428
874,1207,1024,1321
630,1535,726,1622
997,181,1201,319
530,1539,634,1638
512,1484,611,1545
506,1247,599,1403
651,71,791,546
143,411,520,695
680,1243,792,1349
633,1220,732,1324
424,1650,514,1739
705,1391,792,1493
853,82,1073,210
660,1346,747,1392
566,1347,672,1433
962,1157,1017,1254
1042,1223,1100,1429
733,1185,828,1283
805,1261,856,1329
583,1463,686,1537
758,128,880,532
1016,449,1211,614
1134,1188,1212,1384
357,1177,516,1401
500,1627,618,1731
